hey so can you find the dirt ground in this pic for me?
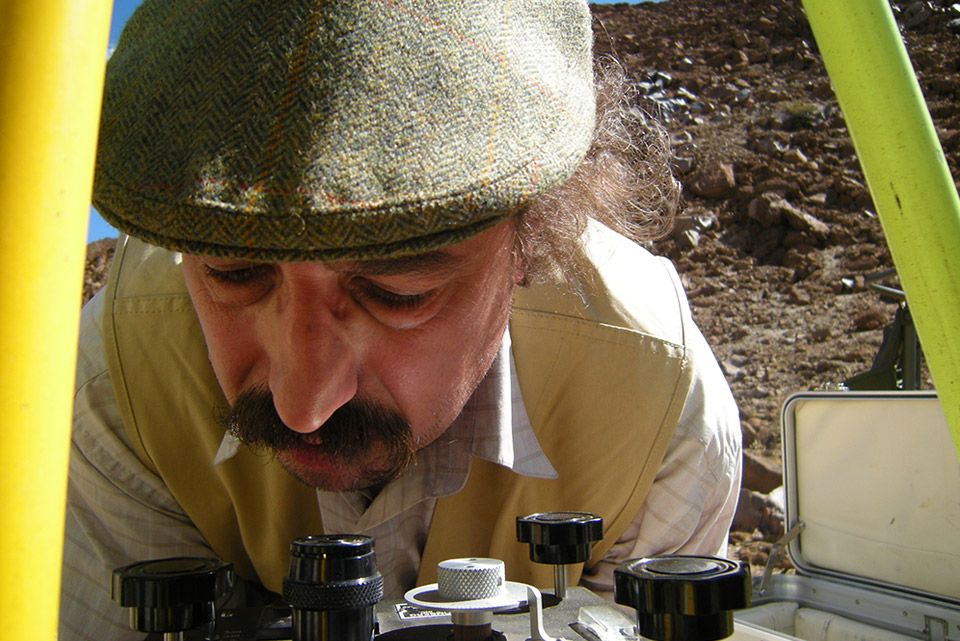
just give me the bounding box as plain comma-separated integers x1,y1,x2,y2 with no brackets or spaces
83,0,956,575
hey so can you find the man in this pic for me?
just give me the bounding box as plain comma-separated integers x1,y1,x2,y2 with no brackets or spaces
61,1,742,639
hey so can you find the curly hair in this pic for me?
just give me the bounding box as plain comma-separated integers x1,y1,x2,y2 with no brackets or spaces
514,57,679,285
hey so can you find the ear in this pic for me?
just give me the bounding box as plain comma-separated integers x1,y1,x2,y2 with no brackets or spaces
513,261,526,285
510,236,531,286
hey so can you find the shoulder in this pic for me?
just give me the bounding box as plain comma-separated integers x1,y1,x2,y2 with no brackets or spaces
109,234,191,301
512,220,692,347
76,289,109,392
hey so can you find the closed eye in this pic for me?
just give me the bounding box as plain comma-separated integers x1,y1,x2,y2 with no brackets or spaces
203,264,272,284
351,279,433,311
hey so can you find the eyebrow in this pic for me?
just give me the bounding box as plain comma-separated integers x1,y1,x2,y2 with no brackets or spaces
333,250,467,278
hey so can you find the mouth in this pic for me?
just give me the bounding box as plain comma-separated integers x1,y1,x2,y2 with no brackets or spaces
299,431,324,446
284,438,335,468
276,436,399,491
281,431,348,466
219,387,418,490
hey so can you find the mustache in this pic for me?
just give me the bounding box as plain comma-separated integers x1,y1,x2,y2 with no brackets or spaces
217,385,416,476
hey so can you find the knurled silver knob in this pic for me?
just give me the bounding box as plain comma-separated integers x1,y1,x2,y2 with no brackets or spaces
437,558,505,602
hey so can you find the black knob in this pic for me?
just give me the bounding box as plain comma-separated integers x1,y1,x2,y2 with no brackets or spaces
282,535,383,641
516,512,603,564
614,555,750,641
111,557,234,633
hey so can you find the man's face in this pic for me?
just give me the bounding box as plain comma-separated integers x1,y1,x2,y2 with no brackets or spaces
182,220,519,491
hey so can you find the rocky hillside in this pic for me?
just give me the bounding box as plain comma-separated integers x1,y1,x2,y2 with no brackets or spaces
83,0,958,573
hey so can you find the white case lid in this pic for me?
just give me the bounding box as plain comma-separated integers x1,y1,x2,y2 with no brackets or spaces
781,391,960,603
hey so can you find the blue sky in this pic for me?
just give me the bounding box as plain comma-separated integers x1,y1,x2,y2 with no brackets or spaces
87,0,655,241
87,0,143,241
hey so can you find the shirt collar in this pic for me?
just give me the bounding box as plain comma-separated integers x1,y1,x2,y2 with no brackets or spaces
467,330,558,479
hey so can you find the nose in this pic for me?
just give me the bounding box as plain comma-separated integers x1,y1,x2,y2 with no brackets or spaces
263,274,358,433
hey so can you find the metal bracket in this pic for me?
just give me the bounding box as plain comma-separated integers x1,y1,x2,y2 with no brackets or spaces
758,522,805,597
924,615,948,641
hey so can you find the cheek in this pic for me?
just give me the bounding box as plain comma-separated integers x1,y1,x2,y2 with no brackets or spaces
375,272,514,435
184,279,261,403
200,317,262,403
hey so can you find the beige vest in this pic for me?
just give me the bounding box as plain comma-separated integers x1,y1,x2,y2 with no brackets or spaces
101,223,693,593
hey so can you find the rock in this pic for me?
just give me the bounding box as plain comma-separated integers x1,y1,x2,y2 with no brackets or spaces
679,229,701,249
754,15,777,36
83,238,118,305
673,155,696,174
721,359,745,381
702,83,741,103
787,284,813,305
755,177,800,198
783,147,808,164
853,308,889,331
747,194,782,227
752,138,785,156
748,195,830,239
731,49,750,69
782,203,830,238
750,227,786,259
902,1,934,28
779,101,823,130
742,450,783,493
740,419,759,448
731,488,785,539
809,325,833,342
729,353,751,367
687,161,737,198
746,195,824,240
731,489,764,533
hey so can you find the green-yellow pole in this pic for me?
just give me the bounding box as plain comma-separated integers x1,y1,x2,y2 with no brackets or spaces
0,1,111,638
801,0,960,459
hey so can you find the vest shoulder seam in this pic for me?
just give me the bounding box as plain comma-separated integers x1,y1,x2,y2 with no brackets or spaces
511,308,686,353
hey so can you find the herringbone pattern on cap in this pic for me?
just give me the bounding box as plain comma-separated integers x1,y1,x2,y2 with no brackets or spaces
94,0,595,260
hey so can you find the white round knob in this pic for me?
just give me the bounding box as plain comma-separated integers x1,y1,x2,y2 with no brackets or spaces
437,558,505,601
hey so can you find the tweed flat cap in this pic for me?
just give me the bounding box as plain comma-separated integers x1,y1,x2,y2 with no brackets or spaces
93,0,596,261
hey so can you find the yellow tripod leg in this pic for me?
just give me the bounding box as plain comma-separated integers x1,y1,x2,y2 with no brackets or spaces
0,1,112,639
801,0,960,460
